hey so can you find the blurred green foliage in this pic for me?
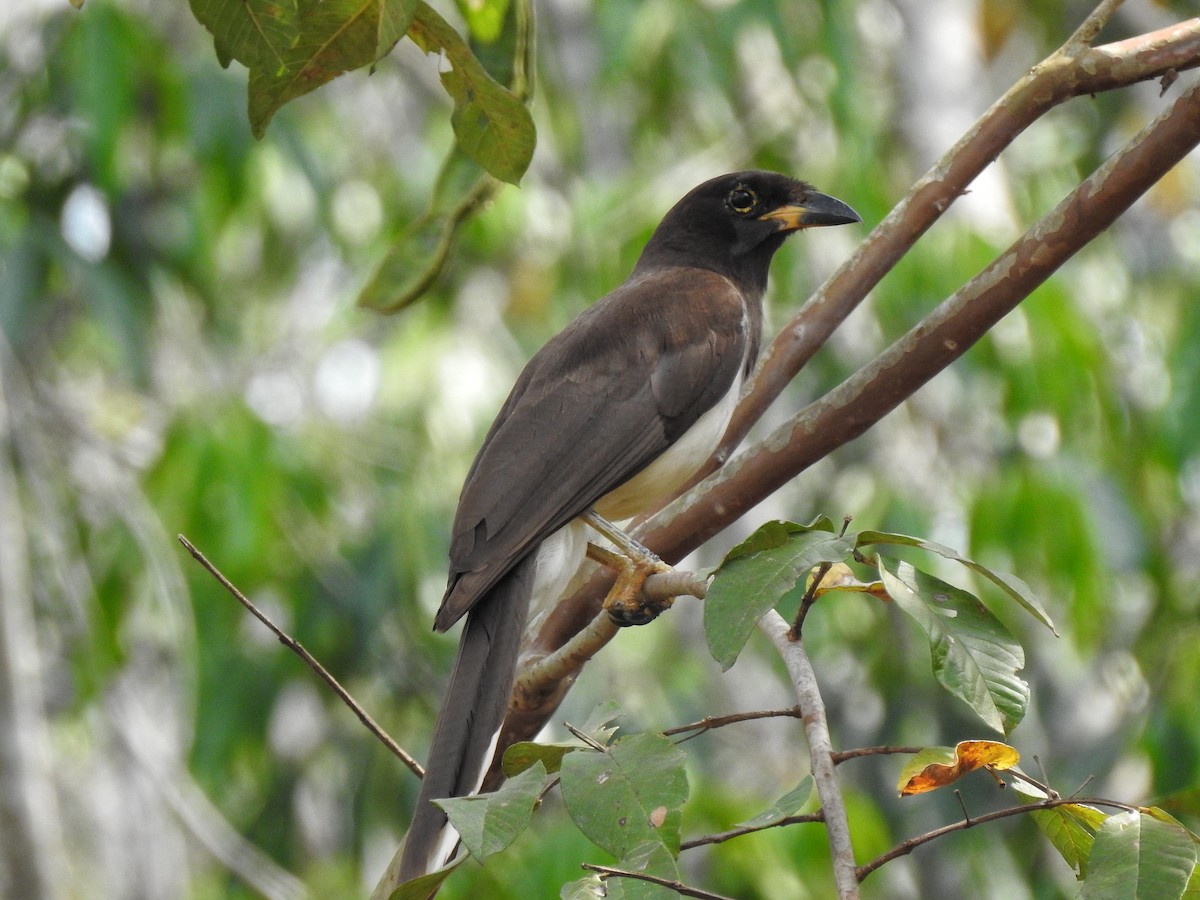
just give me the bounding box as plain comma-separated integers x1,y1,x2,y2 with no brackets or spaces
1,0,1198,898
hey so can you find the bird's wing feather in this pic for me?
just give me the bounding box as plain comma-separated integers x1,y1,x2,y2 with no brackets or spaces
435,267,752,629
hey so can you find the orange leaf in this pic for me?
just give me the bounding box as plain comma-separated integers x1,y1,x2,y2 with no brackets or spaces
898,740,1020,796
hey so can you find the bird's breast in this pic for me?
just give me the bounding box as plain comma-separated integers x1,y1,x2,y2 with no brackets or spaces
594,369,743,521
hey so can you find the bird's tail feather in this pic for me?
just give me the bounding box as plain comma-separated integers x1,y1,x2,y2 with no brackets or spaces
397,556,534,881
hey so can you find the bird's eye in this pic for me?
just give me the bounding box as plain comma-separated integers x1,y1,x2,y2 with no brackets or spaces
727,187,757,214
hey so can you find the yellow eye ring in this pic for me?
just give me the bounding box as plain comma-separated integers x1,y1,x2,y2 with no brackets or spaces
727,187,757,214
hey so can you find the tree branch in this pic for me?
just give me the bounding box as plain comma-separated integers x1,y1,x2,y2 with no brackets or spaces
758,611,858,899
711,14,1200,473
176,535,424,780
581,863,737,900
856,794,1142,882
680,812,824,851
664,707,802,740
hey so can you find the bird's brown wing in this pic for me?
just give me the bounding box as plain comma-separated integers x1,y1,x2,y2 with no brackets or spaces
435,267,755,630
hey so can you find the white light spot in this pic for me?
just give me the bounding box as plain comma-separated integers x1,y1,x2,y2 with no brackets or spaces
314,338,380,424
1017,411,1060,459
61,183,111,262
268,680,328,762
259,148,316,231
245,370,305,427
331,180,383,245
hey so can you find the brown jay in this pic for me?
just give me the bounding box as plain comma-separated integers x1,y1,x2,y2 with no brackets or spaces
399,171,859,879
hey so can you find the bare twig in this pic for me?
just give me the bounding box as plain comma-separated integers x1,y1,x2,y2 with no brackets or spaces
176,535,423,779
1064,0,1124,50
758,610,858,899
581,863,736,900
663,707,802,739
790,561,831,640
681,812,824,850
831,746,925,765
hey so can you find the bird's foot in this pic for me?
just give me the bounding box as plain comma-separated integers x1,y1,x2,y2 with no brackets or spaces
587,542,674,626
580,510,675,627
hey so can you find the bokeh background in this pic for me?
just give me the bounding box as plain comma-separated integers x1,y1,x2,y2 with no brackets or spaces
1,0,1198,897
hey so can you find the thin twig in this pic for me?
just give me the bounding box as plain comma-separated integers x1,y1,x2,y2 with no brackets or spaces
176,535,423,779
581,863,736,900
790,561,831,641
856,795,1142,882
681,812,824,850
663,707,802,739
831,746,925,765
1064,0,1124,51
758,611,858,899
790,515,855,639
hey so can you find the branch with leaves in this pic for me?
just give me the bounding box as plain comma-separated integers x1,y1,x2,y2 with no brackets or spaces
501,0,1200,758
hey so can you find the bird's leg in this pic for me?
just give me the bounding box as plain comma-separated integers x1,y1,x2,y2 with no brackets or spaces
580,509,674,626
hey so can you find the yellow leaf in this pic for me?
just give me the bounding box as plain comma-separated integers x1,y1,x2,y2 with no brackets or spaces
898,740,1020,796
809,563,889,601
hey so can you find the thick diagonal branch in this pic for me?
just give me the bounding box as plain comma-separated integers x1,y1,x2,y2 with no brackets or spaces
710,16,1200,474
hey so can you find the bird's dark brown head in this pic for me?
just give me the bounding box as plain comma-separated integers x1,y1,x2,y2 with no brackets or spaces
636,170,860,293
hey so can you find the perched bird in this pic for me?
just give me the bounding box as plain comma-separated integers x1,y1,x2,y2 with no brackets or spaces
399,170,860,879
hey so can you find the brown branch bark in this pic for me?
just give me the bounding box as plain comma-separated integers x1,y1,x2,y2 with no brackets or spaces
492,17,1200,773
712,15,1200,473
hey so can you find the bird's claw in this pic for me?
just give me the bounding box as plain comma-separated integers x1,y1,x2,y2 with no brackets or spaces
606,594,675,627
587,539,674,627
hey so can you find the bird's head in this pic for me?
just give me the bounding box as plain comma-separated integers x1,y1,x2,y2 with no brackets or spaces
636,170,860,291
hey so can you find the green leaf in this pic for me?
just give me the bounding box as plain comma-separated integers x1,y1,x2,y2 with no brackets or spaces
1034,804,1107,876
247,0,416,137
704,519,853,671
386,858,460,899
560,875,606,899
734,776,814,829
408,2,534,184
879,560,1029,734
502,740,578,777
1081,808,1198,900
189,0,417,138
434,761,547,863
559,732,688,858
188,0,297,72
502,700,623,776
1012,774,1107,875
604,842,682,900
856,529,1057,635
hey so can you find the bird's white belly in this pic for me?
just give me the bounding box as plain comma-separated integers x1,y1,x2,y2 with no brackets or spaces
596,371,743,520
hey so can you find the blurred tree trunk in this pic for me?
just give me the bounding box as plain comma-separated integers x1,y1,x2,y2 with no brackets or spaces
0,351,66,900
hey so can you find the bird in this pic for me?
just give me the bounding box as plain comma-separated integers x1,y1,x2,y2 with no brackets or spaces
398,170,860,880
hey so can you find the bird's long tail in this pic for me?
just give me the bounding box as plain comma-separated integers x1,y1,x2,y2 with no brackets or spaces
396,555,534,882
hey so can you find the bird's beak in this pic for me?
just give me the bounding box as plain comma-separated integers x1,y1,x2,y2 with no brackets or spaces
759,191,861,232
